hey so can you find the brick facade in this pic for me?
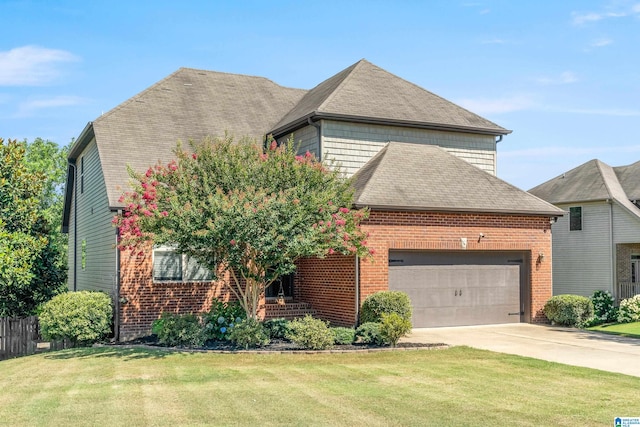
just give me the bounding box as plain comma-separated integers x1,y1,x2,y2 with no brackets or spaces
358,211,553,323
116,210,553,339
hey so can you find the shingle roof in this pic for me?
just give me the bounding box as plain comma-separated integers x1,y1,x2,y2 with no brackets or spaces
73,67,306,208
352,142,563,216
270,59,510,137
529,159,640,220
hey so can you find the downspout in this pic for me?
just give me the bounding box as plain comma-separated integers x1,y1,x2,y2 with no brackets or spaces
607,199,615,298
114,221,121,342
307,117,322,161
355,255,360,327
68,161,78,292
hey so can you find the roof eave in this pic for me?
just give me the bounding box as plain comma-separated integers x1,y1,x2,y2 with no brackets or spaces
270,112,512,139
354,203,565,217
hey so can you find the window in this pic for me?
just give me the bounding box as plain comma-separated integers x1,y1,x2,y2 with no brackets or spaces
569,206,582,231
152,246,213,282
81,239,87,270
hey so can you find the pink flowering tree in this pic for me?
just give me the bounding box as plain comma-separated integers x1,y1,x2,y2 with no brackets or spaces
113,136,370,319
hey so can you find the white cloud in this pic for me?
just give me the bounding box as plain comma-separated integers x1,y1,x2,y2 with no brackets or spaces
457,95,536,114
571,5,633,26
15,95,87,117
536,71,578,85
591,38,613,47
0,46,79,86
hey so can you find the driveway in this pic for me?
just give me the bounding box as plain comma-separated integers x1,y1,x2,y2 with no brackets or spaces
405,323,640,377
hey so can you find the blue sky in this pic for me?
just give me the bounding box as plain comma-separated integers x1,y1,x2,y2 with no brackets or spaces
1,0,639,190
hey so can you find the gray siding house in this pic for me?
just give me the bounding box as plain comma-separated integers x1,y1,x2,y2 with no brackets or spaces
530,159,640,301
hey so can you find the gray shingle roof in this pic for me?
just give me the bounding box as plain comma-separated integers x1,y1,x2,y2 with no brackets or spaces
74,67,306,208
529,159,640,220
352,142,563,216
270,59,510,137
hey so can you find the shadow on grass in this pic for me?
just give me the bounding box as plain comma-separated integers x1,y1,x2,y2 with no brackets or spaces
43,346,175,361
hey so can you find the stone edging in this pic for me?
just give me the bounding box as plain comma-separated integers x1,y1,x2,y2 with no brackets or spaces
98,343,450,355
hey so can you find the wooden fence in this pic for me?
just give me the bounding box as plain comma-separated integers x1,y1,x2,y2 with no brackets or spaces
0,316,40,360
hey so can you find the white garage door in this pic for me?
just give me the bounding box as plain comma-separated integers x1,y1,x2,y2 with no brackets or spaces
388,251,527,328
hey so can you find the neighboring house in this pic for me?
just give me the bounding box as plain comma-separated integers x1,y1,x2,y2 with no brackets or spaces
530,159,640,302
62,59,563,340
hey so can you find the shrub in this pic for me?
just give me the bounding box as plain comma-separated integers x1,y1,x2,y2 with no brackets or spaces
618,295,640,323
379,312,412,347
39,291,112,347
360,291,412,324
152,313,205,347
227,318,270,349
543,295,594,327
286,315,334,350
355,322,383,345
263,318,291,339
590,290,618,324
331,327,356,345
203,300,245,341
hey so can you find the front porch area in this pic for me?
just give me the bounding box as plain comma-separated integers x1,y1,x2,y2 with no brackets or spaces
616,243,640,302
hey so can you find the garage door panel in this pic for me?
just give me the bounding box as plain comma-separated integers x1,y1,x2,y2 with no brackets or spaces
389,255,523,328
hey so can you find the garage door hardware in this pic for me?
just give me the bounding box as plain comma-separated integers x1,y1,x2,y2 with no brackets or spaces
454,289,463,296
508,312,524,316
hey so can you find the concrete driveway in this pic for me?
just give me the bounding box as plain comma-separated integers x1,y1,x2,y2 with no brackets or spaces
405,323,640,377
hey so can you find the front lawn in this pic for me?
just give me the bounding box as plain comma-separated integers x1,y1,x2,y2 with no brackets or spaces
1,346,638,426
588,321,640,339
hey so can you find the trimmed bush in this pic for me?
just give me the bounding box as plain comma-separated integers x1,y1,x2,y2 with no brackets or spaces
203,300,245,341
263,318,291,339
543,294,594,327
286,315,334,350
590,290,618,324
152,313,205,347
39,291,112,347
355,322,383,345
379,312,412,347
618,295,640,323
227,318,270,349
331,327,356,345
360,291,412,324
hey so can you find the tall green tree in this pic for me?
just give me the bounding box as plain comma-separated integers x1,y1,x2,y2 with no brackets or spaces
0,138,66,317
114,136,371,319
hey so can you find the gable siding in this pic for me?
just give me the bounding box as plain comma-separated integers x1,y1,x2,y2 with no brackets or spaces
277,125,319,158
551,202,613,295
71,138,118,297
612,203,640,244
321,120,496,177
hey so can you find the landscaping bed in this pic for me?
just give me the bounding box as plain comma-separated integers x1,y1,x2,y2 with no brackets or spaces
116,335,447,353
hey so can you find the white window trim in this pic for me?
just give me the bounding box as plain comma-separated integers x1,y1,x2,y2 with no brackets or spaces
152,245,213,283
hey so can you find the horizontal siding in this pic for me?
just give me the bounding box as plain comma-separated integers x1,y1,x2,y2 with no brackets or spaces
73,138,118,297
612,203,640,244
277,125,319,158
551,202,613,295
321,120,496,177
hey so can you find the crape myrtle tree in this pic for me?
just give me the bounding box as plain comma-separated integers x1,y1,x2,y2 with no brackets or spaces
114,136,372,319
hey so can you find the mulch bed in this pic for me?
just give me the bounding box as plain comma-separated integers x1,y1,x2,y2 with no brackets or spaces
113,336,448,354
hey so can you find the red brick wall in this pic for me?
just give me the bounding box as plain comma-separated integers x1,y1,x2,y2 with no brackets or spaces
359,210,553,323
295,254,357,327
118,248,233,340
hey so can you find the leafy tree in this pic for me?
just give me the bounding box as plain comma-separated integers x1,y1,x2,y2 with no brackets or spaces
114,136,371,319
0,138,66,317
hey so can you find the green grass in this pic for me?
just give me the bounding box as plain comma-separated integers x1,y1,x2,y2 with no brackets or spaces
1,346,639,426
588,321,640,338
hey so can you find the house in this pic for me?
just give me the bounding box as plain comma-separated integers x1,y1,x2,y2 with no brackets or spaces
62,59,563,340
529,159,640,302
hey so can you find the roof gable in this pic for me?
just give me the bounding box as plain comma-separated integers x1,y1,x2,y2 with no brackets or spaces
352,142,563,216
270,59,510,137
529,159,640,221
76,67,306,209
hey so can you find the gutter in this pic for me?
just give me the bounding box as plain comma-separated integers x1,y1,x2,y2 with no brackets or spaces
354,255,360,327
67,161,78,291
607,199,616,298
271,112,511,140
352,204,565,217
